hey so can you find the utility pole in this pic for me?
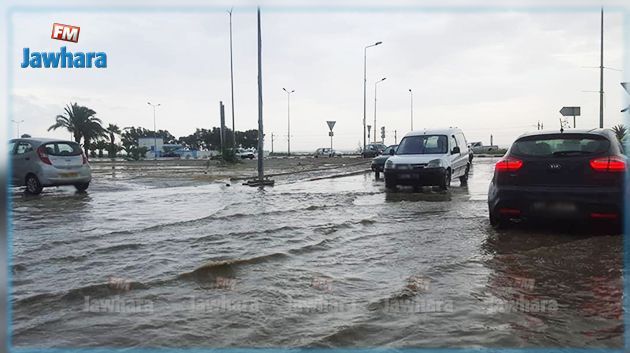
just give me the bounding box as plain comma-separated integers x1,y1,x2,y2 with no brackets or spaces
147,102,161,160
11,119,24,138
394,130,397,144
283,88,295,155
228,8,236,147
373,77,386,143
409,89,413,131
219,101,226,156
256,7,264,180
363,41,382,153
271,133,274,153
599,7,604,129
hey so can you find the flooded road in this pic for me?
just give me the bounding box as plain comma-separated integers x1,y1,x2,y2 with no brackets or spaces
10,158,622,348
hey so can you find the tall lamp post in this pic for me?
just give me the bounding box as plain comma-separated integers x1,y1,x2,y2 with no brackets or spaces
373,77,386,143
282,87,295,155
227,8,236,146
11,119,24,138
147,102,161,160
408,89,414,131
363,41,382,153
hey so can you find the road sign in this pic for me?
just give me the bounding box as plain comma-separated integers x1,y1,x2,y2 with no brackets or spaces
326,121,336,155
559,106,580,117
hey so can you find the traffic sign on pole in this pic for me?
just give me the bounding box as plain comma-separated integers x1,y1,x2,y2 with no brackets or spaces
560,106,580,128
326,121,336,157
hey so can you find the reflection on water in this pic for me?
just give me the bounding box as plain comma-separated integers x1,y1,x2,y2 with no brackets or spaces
10,159,622,348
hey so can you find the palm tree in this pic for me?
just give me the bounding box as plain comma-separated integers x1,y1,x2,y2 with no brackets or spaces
612,124,627,144
48,103,105,156
95,140,108,158
106,124,121,158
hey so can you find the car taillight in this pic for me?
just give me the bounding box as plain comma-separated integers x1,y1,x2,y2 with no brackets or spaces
36,146,52,165
495,157,523,172
82,153,88,165
590,156,626,172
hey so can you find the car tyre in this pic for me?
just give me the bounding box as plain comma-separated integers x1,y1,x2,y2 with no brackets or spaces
74,182,90,192
439,170,451,191
459,164,470,185
489,210,508,229
384,174,396,190
25,174,43,195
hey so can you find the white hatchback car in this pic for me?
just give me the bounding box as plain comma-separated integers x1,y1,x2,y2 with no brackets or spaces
9,138,92,194
384,128,471,190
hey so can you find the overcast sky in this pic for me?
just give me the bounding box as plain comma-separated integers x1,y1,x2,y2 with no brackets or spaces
8,4,629,151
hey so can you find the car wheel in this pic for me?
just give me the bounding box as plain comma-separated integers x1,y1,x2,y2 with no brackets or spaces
25,174,43,195
459,164,470,185
74,182,90,192
489,210,508,229
374,171,380,179
384,175,396,190
439,170,451,191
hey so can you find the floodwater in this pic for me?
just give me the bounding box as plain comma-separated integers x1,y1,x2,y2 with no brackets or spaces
10,158,622,348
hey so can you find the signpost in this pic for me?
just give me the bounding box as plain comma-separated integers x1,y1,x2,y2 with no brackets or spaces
560,106,581,128
327,121,336,157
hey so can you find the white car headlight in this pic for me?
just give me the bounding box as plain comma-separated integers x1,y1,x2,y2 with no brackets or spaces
385,160,394,169
426,159,443,168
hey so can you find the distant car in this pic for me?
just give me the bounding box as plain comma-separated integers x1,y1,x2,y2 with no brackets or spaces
362,143,387,158
9,138,92,194
236,148,255,159
371,144,397,179
314,148,340,157
488,129,626,228
384,128,471,190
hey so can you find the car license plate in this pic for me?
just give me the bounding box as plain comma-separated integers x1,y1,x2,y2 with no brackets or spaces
59,172,78,178
398,174,412,179
532,202,577,213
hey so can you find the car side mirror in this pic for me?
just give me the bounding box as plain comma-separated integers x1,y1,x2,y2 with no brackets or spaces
389,149,395,156
452,146,461,154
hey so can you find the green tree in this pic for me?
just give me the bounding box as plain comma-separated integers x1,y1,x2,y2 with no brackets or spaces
106,124,121,158
48,102,105,156
612,124,627,144
95,140,108,158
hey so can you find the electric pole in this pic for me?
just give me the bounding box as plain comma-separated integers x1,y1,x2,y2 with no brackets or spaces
599,7,604,129
228,8,236,146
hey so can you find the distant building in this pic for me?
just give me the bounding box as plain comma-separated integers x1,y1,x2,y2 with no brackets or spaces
138,137,164,158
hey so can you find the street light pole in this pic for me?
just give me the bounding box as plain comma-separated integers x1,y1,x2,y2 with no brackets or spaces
373,77,386,143
228,8,236,146
11,119,24,138
409,89,414,131
147,102,161,160
363,41,382,153
283,88,295,156
599,7,604,129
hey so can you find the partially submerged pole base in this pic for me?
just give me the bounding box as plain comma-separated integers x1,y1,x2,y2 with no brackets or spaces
243,178,275,187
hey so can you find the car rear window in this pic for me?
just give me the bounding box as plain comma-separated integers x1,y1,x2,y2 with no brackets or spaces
42,142,82,156
511,134,610,157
